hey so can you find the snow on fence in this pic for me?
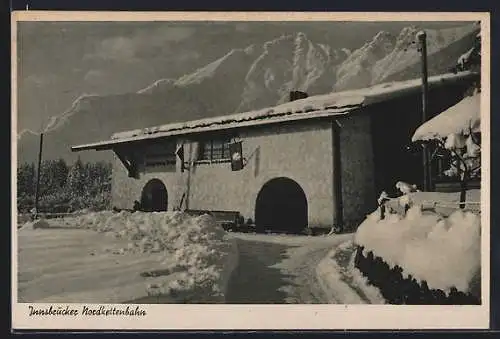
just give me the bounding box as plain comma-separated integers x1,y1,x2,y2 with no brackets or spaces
378,189,480,219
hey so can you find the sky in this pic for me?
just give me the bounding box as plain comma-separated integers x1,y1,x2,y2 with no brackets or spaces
16,20,471,135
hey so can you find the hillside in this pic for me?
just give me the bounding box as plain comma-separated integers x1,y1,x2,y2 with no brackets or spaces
17,22,480,164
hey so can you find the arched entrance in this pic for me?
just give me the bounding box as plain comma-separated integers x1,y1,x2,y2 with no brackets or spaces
255,177,308,233
140,179,168,212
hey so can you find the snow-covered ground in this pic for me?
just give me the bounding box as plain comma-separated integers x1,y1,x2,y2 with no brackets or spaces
354,205,481,294
316,239,386,304
225,232,352,304
17,211,238,303
18,218,356,304
22,208,478,305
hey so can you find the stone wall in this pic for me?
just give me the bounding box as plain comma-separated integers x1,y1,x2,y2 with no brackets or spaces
339,114,377,231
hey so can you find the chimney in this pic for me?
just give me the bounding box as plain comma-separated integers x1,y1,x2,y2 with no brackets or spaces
289,91,308,102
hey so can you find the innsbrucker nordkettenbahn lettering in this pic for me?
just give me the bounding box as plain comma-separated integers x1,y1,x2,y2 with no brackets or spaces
28,305,147,317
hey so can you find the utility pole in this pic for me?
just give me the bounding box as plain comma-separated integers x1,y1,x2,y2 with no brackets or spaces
417,30,431,191
33,132,44,219
33,101,48,220
185,143,192,210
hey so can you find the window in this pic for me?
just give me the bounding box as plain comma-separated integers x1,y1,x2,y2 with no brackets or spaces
144,143,177,168
198,137,232,162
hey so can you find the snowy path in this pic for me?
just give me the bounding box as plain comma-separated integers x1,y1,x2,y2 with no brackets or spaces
226,232,353,304
17,226,354,304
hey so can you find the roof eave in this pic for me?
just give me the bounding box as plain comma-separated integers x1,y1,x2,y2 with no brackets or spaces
71,108,355,152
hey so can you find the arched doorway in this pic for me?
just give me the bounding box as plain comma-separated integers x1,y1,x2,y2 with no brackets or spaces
255,177,308,233
140,179,168,212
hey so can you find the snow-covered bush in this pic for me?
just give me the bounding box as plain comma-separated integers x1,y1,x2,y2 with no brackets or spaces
412,92,481,207
36,210,236,302
354,206,480,294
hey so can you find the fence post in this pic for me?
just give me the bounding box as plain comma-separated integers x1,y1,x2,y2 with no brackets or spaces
377,191,390,220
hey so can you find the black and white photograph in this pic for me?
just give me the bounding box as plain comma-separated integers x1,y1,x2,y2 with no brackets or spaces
12,11,490,330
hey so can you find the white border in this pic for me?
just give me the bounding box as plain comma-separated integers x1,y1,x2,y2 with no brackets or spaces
11,11,491,330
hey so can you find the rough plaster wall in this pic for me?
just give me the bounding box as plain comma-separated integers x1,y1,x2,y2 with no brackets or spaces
187,121,335,227
112,121,335,227
111,116,376,230
111,148,185,211
339,114,377,231
112,154,136,209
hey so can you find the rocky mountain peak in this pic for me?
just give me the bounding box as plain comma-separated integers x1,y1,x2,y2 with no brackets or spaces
17,23,480,163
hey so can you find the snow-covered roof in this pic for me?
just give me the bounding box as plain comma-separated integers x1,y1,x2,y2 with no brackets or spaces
72,71,478,152
411,93,480,142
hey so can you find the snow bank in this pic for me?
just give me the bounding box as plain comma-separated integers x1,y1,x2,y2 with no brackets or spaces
316,240,385,304
20,219,51,230
316,249,366,304
354,207,480,293
342,241,387,304
412,93,480,142
24,211,238,302
348,262,386,304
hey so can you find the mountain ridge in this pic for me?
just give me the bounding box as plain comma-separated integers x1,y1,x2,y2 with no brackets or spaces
17,23,480,163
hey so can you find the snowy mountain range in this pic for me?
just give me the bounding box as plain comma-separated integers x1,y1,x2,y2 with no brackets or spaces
17,22,480,163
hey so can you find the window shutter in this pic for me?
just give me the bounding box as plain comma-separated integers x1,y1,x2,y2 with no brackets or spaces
192,142,200,163
175,143,185,172
229,141,243,171
128,154,139,178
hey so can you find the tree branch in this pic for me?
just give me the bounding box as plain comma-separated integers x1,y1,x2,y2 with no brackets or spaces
439,140,469,173
435,139,473,181
430,147,441,161
469,165,481,174
469,124,481,146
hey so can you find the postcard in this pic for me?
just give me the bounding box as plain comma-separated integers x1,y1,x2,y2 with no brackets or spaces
12,11,490,330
